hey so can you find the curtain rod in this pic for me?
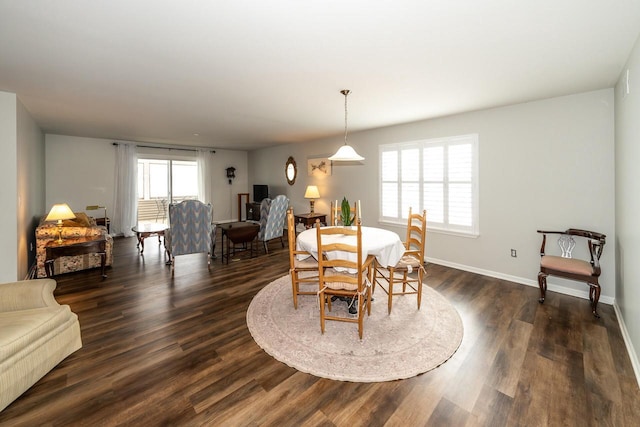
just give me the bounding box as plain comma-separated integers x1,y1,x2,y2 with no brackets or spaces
112,142,215,153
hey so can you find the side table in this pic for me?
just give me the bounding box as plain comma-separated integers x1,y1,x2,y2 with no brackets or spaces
131,223,167,254
45,236,107,278
95,217,110,233
218,222,260,264
294,213,327,230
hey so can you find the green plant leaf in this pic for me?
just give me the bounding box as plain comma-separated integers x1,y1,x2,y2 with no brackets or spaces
341,197,352,226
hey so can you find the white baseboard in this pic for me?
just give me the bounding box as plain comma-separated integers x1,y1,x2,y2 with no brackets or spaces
426,257,639,388
613,302,640,388
425,257,614,304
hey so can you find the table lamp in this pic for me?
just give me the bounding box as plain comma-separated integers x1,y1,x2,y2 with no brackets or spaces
304,185,320,214
46,203,76,243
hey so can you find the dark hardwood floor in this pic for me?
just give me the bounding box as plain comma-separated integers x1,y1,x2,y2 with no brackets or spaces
1,233,639,426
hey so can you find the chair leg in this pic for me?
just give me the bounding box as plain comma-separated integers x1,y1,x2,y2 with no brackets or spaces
589,283,601,318
358,293,364,339
291,272,298,309
319,291,326,334
537,272,547,303
388,269,394,315
371,266,378,296
417,267,423,309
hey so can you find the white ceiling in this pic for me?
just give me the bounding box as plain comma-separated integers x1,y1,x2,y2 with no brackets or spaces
1,1,639,151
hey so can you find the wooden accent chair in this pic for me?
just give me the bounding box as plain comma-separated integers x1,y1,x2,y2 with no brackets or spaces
286,208,319,309
373,208,427,314
316,219,375,339
329,201,359,226
537,229,606,317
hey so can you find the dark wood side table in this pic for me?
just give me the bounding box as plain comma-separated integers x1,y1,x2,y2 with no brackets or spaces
217,222,260,264
95,217,110,233
294,212,327,229
45,236,107,278
131,223,167,254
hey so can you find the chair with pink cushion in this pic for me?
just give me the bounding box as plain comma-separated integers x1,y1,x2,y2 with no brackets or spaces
537,229,606,317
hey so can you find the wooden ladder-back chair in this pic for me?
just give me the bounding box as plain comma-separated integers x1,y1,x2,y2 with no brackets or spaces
316,219,375,339
286,208,319,309
329,201,359,226
373,208,427,314
537,228,606,317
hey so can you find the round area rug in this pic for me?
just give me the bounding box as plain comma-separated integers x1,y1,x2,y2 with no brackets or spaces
246,275,464,382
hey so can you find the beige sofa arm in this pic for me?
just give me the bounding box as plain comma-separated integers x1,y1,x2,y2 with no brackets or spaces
0,279,59,312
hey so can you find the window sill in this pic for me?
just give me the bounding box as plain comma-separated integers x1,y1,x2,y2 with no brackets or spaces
378,219,479,239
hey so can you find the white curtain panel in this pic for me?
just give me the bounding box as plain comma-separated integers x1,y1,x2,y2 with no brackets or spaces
197,149,215,207
112,143,138,237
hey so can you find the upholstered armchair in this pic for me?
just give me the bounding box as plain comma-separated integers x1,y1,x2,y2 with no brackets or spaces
251,195,289,253
35,212,113,278
164,200,213,271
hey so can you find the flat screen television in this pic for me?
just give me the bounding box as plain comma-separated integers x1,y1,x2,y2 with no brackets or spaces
253,184,269,203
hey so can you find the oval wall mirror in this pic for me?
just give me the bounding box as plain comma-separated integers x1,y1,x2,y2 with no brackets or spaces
285,156,297,185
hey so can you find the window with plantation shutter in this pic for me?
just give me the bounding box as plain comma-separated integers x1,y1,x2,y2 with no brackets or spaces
379,134,479,236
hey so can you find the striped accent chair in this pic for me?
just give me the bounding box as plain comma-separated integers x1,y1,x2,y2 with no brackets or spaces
164,200,213,271
253,195,289,253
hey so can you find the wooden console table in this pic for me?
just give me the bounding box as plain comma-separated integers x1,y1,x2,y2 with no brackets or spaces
45,236,107,278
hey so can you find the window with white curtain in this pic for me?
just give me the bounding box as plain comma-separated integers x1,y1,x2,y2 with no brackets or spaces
379,134,479,236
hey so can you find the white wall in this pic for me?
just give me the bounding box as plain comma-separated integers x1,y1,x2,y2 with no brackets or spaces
45,135,249,225
615,33,640,380
250,89,616,302
16,97,45,277
0,91,43,281
0,92,18,282
46,135,116,217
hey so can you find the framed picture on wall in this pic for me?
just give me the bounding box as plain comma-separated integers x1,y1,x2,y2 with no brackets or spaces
307,157,332,176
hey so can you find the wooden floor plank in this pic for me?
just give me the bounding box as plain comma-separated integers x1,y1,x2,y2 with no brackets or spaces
0,235,638,426
486,319,533,397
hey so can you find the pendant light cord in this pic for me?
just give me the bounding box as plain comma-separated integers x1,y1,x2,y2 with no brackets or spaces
342,89,350,144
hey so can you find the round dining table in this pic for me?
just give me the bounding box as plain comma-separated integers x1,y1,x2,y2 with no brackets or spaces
296,226,405,269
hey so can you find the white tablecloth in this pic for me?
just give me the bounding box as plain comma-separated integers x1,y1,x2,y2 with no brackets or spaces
296,226,405,269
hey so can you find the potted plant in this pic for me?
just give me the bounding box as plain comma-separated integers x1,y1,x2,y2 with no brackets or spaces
341,197,353,226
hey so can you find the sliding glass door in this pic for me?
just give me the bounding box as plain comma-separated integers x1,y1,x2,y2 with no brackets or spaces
137,158,197,224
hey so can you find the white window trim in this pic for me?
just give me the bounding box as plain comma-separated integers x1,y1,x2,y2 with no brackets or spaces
378,134,479,237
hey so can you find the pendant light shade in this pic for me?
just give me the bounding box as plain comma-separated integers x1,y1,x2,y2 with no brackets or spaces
329,89,364,161
329,144,364,161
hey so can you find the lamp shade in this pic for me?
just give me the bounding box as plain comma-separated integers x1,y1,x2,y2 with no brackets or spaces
328,144,364,161
304,185,320,199
45,203,76,222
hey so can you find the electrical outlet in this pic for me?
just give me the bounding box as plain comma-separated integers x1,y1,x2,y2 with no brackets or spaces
511,249,517,257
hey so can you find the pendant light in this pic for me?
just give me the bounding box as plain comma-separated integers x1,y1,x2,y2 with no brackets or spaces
328,89,364,161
